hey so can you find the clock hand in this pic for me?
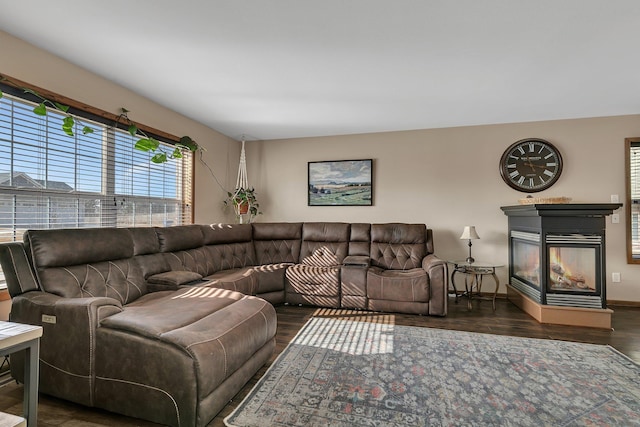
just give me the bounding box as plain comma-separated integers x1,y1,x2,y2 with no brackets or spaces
524,156,536,171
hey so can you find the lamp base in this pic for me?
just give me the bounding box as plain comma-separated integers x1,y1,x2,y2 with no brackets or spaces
466,256,475,264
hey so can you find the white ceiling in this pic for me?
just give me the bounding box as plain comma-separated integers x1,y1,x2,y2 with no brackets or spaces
1,1,640,141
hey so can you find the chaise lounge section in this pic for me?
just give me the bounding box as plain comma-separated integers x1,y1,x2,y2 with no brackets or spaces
0,221,447,426
1,227,277,427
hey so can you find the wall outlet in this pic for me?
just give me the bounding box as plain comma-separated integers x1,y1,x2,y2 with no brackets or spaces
611,194,619,203
612,213,620,224
612,272,621,283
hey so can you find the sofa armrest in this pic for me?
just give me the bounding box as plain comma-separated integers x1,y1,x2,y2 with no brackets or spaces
422,254,448,316
9,291,122,406
11,292,123,326
0,242,40,297
422,254,446,271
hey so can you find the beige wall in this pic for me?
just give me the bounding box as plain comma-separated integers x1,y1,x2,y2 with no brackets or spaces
3,30,640,303
249,116,640,302
0,30,238,224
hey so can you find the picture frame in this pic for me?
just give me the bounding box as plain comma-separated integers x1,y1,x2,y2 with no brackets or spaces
308,159,373,206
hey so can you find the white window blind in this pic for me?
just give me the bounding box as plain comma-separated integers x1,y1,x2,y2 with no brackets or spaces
630,142,640,259
0,92,193,285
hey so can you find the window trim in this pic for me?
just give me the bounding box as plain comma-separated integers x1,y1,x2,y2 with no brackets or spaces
0,73,180,145
625,137,640,264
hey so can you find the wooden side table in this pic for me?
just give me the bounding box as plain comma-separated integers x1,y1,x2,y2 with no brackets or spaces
448,261,503,310
0,322,43,427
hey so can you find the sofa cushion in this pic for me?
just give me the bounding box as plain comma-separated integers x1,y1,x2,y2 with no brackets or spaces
301,222,350,242
349,223,371,256
38,258,146,304
98,288,277,418
205,242,255,272
252,263,290,294
300,244,345,267
101,286,246,336
204,267,257,295
155,225,204,252
253,223,302,264
201,223,253,244
129,227,160,255
300,223,350,265
252,222,302,241
367,267,429,302
370,223,427,270
165,247,212,276
135,253,171,280
25,228,134,268
159,294,276,404
148,270,203,286
343,255,370,266
285,265,340,297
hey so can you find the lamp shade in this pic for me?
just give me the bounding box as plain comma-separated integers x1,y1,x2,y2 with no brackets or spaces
460,226,480,240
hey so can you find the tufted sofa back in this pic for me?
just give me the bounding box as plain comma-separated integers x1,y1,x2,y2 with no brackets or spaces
11,222,436,306
348,223,371,256
24,228,146,304
252,223,302,264
299,222,350,266
156,225,211,276
370,223,429,270
202,223,256,271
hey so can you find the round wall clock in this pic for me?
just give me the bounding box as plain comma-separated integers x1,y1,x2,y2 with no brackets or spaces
499,138,563,193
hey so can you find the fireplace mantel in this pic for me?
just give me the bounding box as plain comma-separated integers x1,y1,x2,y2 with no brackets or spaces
501,202,622,328
501,203,622,217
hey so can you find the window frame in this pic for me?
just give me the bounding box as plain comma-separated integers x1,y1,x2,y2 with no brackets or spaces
0,76,195,285
625,137,640,264
0,75,194,223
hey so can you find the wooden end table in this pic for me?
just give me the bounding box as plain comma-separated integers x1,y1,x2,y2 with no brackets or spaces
0,321,43,426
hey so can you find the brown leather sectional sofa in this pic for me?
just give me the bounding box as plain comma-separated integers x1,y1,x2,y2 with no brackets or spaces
0,222,447,426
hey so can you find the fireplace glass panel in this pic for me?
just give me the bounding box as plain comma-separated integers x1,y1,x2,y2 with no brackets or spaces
548,246,596,292
513,240,540,288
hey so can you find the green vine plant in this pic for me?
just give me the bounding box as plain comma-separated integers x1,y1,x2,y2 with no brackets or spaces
0,75,94,137
115,108,199,163
0,75,199,163
0,75,257,219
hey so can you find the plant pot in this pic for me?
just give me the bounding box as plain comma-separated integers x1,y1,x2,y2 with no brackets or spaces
237,201,249,215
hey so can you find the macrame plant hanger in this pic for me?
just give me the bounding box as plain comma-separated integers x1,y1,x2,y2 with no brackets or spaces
233,137,250,223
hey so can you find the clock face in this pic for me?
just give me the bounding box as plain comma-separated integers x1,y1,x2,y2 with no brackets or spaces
499,138,563,193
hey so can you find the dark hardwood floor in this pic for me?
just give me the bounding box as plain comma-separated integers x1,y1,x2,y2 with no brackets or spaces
0,297,638,426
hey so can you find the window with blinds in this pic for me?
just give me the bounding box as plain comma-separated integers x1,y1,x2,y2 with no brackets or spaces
0,92,193,285
629,140,640,260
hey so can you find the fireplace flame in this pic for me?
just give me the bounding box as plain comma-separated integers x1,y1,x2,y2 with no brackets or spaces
549,248,592,291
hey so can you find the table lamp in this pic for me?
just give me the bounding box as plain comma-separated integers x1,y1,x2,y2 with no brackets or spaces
460,226,480,263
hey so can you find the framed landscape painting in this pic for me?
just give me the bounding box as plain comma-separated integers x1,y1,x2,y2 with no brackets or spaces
308,159,373,206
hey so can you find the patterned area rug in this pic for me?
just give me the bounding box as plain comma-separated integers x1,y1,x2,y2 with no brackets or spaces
225,317,640,426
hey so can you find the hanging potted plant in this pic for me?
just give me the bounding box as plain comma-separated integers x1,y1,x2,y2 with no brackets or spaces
224,187,261,222
224,137,262,223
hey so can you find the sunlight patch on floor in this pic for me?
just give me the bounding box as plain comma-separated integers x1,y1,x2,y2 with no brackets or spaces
295,316,395,355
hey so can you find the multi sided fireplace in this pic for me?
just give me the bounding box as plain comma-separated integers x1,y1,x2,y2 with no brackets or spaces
501,203,621,310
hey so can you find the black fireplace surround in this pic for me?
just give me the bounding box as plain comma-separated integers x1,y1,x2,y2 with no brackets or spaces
501,203,621,309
